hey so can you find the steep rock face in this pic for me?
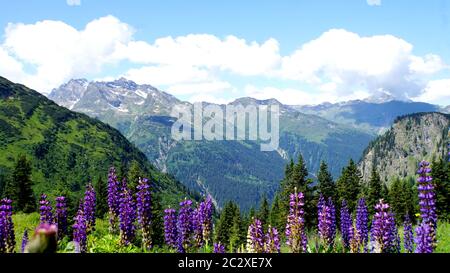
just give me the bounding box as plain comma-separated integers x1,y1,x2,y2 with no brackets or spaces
359,112,450,184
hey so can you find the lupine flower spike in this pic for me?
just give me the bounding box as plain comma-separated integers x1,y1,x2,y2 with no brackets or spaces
164,208,178,248
136,177,152,250
286,187,307,253
39,194,53,225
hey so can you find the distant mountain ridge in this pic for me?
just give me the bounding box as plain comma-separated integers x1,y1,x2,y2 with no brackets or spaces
48,78,448,210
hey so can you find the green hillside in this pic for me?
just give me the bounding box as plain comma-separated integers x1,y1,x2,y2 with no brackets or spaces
0,76,195,207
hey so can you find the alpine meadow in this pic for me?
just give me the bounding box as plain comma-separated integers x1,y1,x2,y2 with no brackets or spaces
0,0,450,259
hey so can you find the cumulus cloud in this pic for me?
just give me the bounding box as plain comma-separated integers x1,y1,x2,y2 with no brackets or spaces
66,0,81,6
123,65,212,86
278,29,446,100
244,85,370,105
411,79,450,105
367,0,381,6
1,15,133,93
114,34,281,76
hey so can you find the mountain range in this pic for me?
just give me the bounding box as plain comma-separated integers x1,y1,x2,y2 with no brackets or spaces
0,76,194,207
48,78,449,210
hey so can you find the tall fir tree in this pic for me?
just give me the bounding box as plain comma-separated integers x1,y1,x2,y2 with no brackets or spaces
149,192,164,247
229,209,245,252
6,155,35,212
215,201,238,248
366,167,383,216
431,159,450,221
127,160,144,193
269,193,284,233
336,159,361,213
94,176,108,218
389,178,407,223
257,195,270,231
317,161,336,202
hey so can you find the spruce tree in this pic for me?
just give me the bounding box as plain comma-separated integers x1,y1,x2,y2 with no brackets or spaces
317,161,336,202
94,176,108,218
127,160,143,193
269,193,284,233
215,201,237,247
229,210,244,251
389,178,406,223
258,195,270,230
150,192,165,246
367,167,383,216
8,155,35,212
336,159,361,213
291,154,316,227
431,159,450,221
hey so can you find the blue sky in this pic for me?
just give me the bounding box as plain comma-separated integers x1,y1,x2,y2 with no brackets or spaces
1,0,450,105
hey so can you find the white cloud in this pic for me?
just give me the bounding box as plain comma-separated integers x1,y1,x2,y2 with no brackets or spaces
244,85,370,105
0,47,25,81
167,81,233,96
367,0,381,6
123,65,211,86
114,34,281,76
66,0,81,6
278,29,446,100
1,15,133,93
411,79,450,105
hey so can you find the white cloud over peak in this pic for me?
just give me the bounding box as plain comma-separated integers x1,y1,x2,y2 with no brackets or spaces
367,0,381,6
66,0,81,6
278,29,446,100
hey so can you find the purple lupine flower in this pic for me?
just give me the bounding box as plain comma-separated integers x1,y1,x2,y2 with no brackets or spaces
177,199,194,253
0,199,15,253
198,197,214,245
417,160,437,250
21,229,28,253
264,226,280,253
0,203,6,253
83,183,96,233
192,207,203,248
415,221,433,253
136,177,152,250
107,167,120,233
39,194,53,225
403,215,414,253
356,198,369,251
340,200,353,251
73,209,87,253
164,208,178,248
370,200,398,253
213,242,226,253
55,196,68,240
318,197,336,250
285,188,307,253
119,183,136,246
246,218,265,253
